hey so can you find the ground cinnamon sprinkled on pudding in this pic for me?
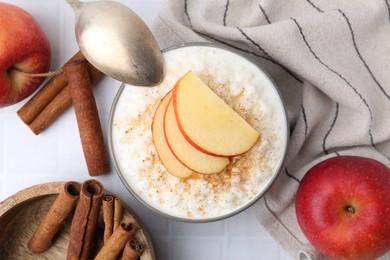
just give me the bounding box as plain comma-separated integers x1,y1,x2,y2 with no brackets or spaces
111,45,287,219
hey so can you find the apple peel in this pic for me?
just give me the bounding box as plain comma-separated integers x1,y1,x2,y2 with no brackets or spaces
164,97,230,174
0,2,51,107
296,156,390,260
151,91,194,178
172,71,260,157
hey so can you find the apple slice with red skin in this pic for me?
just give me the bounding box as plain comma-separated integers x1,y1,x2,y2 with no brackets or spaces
296,156,390,260
172,71,260,157
152,91,194,178
164,97,230,174
0,3,51,107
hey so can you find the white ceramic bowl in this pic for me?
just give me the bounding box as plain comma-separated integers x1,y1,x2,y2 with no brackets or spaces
109,43,289,222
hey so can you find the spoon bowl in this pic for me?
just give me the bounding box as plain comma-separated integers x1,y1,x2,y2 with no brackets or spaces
66,0,164,86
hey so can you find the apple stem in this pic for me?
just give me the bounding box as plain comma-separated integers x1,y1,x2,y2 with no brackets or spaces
17,69,64,78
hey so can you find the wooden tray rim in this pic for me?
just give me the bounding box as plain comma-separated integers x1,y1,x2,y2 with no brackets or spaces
0,181,156,260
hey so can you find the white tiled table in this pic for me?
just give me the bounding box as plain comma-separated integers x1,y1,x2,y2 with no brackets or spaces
0,1,292,259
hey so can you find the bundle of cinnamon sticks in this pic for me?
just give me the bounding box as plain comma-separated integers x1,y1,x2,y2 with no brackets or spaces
28,180,144,259
18,52,110,176
17,51,103,135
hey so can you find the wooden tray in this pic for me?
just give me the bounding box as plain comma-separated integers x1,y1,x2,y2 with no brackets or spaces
0,182,155,260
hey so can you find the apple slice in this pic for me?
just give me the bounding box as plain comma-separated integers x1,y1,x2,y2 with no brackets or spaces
172,71,260,156
164,98,230,174
152,91,194,178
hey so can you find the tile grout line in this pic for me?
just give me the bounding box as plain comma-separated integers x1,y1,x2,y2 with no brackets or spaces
0,114,4,198
167,219,174,259
222,219,229,260
1,109,9,199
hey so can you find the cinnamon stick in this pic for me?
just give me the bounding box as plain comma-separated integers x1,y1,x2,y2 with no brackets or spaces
122,238,144,260
64,59,109,176
28,181,81,254
114,196,123,231
102,195,114,243
17,52,84,125
94,222,137,260
67,179,104,260
17,51,104,135
28,86,72,135
29,62,104,135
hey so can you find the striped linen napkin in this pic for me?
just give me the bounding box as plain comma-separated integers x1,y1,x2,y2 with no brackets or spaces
151,0,390,259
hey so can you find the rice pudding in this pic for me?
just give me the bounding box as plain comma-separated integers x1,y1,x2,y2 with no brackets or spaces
110,44,288,221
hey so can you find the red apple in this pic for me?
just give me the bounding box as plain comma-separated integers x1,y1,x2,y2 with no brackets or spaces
296,156,390,260
0,3,51,107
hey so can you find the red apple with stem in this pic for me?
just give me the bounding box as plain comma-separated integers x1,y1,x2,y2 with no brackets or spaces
0,3,51,108
296,156,390,260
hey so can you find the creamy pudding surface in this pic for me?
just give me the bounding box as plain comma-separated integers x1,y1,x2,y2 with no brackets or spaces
111,45,288,220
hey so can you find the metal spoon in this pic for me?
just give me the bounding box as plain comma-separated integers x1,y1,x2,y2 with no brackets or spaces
66,0,164,86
